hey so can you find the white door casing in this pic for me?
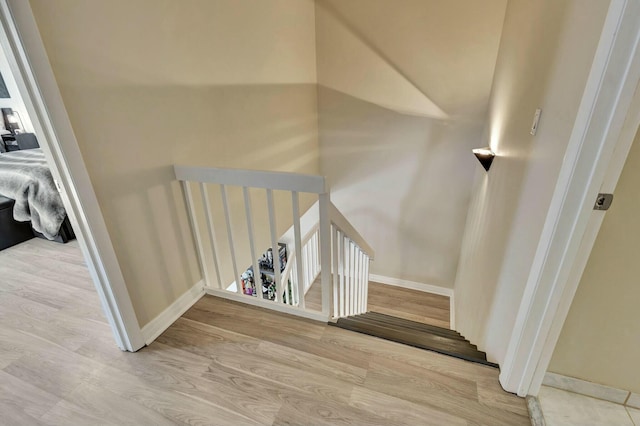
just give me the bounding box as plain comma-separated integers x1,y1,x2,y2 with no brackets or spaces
499,0,640,396
0,0,145,351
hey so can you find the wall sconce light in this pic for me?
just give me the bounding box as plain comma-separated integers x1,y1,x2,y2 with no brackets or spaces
472,147,495,172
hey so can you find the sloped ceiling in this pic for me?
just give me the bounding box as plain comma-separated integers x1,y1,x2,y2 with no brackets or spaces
316,0,508,118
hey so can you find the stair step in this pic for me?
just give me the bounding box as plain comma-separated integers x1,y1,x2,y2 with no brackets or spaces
364,312,467,341
335,317,484,360
333,314,497,368
354,315,477,350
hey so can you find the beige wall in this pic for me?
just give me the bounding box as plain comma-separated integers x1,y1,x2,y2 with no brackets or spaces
549,126,640,394
316,0,507,287
29,0,319,327
454,0,610,363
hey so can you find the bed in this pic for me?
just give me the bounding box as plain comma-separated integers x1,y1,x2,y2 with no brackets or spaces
0,147,73,242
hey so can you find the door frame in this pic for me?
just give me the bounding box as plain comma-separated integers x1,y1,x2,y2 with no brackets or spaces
499,0,640,396
0,0,145,351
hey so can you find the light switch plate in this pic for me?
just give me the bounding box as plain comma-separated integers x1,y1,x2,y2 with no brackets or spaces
531,108,542,135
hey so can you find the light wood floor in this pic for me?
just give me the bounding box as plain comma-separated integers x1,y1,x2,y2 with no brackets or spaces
305,279,450,328
0,239,529,425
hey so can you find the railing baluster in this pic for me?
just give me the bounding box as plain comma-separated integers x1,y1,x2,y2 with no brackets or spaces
353,243,361,314
307,237,316,286
353,248,362,314
243,187,261,298
319,193,332,317
339,230,345,317
220,184,240,293
266,189,282,303
365,253,370,313
364,254,369,311
317,232,321,276
310,233,315,280
183,181,211,288
344,235,350,316
350,241,356,316
332,225,339,318
302,244,308,290
200,183,223,289
292,191,305,309
291,261,298,305
359,250,365,314
316,232,319,275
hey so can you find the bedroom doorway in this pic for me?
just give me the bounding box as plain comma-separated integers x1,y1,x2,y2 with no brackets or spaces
0,0,144,351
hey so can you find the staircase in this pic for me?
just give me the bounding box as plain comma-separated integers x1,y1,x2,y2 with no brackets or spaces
333,311,497,367
174,165,491,368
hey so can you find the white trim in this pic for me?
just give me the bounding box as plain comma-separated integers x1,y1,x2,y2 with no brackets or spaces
205,287,329,322
1,0,145,350
542,372,630,405
499,0,640,397
141,280,205,345
369,274,453,297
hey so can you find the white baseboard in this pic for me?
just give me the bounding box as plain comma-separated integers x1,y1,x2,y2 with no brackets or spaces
204,287,328,322
140,280,205,345
543,372,631,405
369,274,453,297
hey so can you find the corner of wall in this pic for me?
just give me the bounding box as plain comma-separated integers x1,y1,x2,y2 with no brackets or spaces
140,279,205,345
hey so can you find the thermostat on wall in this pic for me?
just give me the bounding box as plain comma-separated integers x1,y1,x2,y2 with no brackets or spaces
531,108,542,135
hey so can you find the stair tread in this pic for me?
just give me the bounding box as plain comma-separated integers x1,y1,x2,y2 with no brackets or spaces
339,317,480,353
356,316,477,349
337,317,485,358
364,312,467,340
334,317,497,368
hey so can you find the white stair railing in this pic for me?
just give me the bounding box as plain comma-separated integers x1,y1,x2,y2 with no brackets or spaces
330,205,372,317
174,165,374,321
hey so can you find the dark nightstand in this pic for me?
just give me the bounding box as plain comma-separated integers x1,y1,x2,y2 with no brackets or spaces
0,195,34,250
1,133,18,152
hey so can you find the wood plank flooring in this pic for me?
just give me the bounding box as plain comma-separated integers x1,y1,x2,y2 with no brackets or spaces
305,279,451,328
0,239,529,425
368,282,450,328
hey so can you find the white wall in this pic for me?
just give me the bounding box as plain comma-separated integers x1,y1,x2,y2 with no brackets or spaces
30,0,319,327
454,0,611,363
316,0,507,287
548,126,640,394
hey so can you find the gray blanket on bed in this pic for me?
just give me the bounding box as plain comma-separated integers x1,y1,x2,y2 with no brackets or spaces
0,149,66,239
